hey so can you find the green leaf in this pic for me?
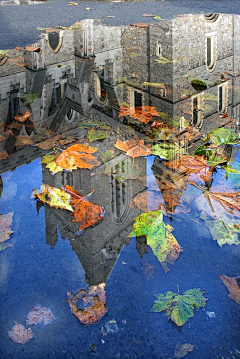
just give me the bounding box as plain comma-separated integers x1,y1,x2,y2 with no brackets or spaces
87,128,109,142
194,145,227,166
221,164,240,174
203,128,239,145
153,16,163,21
128,210,182,273
155,56,178,64
151,287,207,326
200,212,240,246
152,142,185,160
0,50,8,57
22,93,39,105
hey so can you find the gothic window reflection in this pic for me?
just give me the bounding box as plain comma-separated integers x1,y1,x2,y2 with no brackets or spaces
206,34,216,72
218,82,228,113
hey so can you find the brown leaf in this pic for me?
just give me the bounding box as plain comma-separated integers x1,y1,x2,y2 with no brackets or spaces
0,212,14,243
63,185,105,232
219,274,240,305
14,110,32,123
26,304,56,325
8,322,34,344
114,134,152,159
25,46,41,53
0,150,9,160
67,283,108,325
118,105,159,124
34,135,61,150
15,135,33,147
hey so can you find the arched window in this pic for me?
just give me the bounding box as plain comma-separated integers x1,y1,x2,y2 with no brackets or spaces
206,33,217,72
191,94,203,128
218,82,228,113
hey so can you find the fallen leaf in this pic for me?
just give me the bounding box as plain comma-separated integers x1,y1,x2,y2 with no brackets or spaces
0,212,14,243
152,142,185,160
142,14,157,17
128,210,182,273
35,135,61,150
63,185,105,232
55,144,100,171
114,134,152,159
203,128,239,145
67,283,108,325
0,150,9,160
33,184,74,212
68,1,78,4
118,105,159,124
25,46,41,53
100,150,117,163
42,152,69,175
8,322,33,344
151,287,207,326
26,304,56,325
87,128,109,142
219,274,240,305
200,213,240,246
14,110,32,123
173,343,195,358
85,7,93,10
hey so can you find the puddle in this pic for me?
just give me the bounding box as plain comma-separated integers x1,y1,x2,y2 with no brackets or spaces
1,14,240,359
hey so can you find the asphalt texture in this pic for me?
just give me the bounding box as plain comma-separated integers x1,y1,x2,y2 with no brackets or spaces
0,0,240,49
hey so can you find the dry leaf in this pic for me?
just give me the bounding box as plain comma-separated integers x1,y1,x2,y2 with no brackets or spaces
8,322,33,344
14,110,32,123
25,46,41,53
219,274,240,305
118,105,159,124
67,283,108,325
26,304,56,325
114,134,152,159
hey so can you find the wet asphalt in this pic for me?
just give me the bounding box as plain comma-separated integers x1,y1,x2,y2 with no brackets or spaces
0,0,240,49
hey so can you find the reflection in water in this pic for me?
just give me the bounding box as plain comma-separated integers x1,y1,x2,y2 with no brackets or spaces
0,14,240,359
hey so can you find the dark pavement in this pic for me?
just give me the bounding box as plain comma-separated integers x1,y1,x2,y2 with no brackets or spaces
0,0,240,49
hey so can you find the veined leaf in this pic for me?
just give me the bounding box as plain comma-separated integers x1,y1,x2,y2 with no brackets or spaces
152,142,185,160
87,128,109,142
203,128,239,145
219,274,240,305
151,287,207,326
33,184,74,212
128,210,182,273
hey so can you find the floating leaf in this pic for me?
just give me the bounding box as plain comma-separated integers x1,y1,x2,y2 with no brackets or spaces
128,210,182,273
63,185,105,232
151,287,207,326
26,304,56,325
22,93,39,105
153,16,163,21
200,213,240,246
87,128,109,142
33,184,74,212
152,142,185,160
25,46,41,53
114,134,152,159
173,343,195,358
55,144,100,171
67,283,108,325
118,106,159,124
203,128,239,145
219,274,240,305
14,110,32,123
42,152,68,174
0,212,14,243
8,322,33,344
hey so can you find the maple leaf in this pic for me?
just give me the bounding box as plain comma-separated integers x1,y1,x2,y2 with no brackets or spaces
203,127,239,146
26,304,56,325
165,154,213,184
219,274,240,305
128,210,182,273
33,184,74,212
194,185,240,220
200,212,240,246
152,142,185,160
114,134,152,160
14,110,32,123
151,287,207,326
118,105,159,124
34,135,61,150
8,322,34,344
0,212,14,243
67,283,108,325
63,185,105,232
55,144,100,171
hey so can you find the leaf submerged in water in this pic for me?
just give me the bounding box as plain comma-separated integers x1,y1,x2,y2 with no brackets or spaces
8,322,34,344
26,304,56,325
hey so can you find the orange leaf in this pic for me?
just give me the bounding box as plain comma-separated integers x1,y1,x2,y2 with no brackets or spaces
118,105,159,124
25,46,41,53
114,134,151,159
55,143,100,171
219,274,240,305
14,110,32,123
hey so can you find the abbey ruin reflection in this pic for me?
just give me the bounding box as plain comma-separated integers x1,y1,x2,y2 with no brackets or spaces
1,14,240,286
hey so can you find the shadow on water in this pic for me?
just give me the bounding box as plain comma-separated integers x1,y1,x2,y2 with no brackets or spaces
0,14,240,359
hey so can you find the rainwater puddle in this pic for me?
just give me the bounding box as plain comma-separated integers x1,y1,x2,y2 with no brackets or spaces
0,14,240,359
